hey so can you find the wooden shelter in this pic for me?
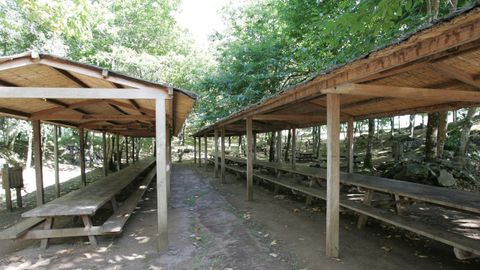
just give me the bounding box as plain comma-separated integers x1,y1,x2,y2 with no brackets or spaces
193,7,480,258
0,51,197,251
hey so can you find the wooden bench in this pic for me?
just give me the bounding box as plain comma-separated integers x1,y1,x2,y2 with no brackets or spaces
0,158,156,248
218,156,480,259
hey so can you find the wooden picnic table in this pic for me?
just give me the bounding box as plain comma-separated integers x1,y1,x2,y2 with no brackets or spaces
215,156,480,258
18,158,156,248
222,156,480,215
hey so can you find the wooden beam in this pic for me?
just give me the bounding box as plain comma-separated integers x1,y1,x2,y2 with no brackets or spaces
106,100,155,115
53,67,91,88
291,128,296,168
156,97,168,252
324,83,480,102
31,114,153,121
221,127,226,183
198,137,202,167
79,128,86,186
53,126,60,198
326,93,340,258
214,129,219,178
431,62,480,89
193,136,197,164
0,107,30,118
252,114,325,122
0,87,167,99
347,118,354,174
32,120,44,206
246,117,253,201
116,135,121,171
30,100,104,119
204,135,208,171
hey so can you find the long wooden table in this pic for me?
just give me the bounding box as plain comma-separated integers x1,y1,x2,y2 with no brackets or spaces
211,156,480,258
19,158,156,248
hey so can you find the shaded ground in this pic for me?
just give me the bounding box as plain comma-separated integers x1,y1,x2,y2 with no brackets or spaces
0,161,479,269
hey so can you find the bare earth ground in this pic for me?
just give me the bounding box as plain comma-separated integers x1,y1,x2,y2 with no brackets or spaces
0,161,479,269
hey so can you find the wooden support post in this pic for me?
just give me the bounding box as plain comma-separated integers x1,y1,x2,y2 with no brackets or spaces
357,189,374,229
166,130,171,198
246,117,253,201
204,135,207,170
81,215,97,247
3,165,12,211
125,136,129,165
79,128,86,186
326,93,340,258
132,137,136,162
40,217,54,249
292,128,297,168
15,187,22,208
194,136,197,164
156,97,168,252
102,132,108,176
198,137,202,167
221,127,226,183
53,126,60,197
33,120,44,206
214,129,219,178
116,135,121,171
347,117,354,173
253,132,257,161
276,130,282,162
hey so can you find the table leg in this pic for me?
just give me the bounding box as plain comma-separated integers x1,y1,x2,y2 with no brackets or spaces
393,194,404,215
357,189,374,229
40,217,54,249
81,215,97,247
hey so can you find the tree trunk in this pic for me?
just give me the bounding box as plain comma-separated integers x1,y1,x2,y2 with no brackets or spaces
390,117,395,137
26,126,33,168
316,126,322,159
436,111,448,159
269,132,275,162
276,131,282,162
425,112,439,161
456,108,476,159
284,129,291,162
409,114,415,137
363,119,375,169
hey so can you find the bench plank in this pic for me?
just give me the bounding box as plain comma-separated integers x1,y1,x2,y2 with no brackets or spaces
0,218,45,239
102,166,157,234
22,158,155,218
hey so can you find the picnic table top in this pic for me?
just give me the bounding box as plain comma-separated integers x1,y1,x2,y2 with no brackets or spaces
22,158,155,218
223,156,480,214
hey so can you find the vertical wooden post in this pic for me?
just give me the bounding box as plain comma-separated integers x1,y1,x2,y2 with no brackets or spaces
198,137,202,167
292,128,297,168
326,93,340,258
193,136,197,164
246,117,253,201
253,132,257,161
102,132,108,176
204,135,207,170
3,165,12,211
53,126,60,197
32,120,44,206
125,137,129,165
347,117,354,174
116,135,121,171
276,130,282,162
79,128,86,186
214,129,219,178
132,137,136,162
221,127,226,183
166,129,171,198
156,97,168,252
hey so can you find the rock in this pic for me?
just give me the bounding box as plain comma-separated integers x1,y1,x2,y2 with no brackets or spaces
393,163,429,183
437,169,456,187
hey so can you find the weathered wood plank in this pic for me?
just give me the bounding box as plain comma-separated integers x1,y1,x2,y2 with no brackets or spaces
32,120,44,206
0,218,45,239
246,117,253,201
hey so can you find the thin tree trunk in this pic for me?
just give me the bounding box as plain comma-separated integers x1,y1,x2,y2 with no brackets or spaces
456,108,476,159
425,112,439,161
364,119,375,169
409,114,415,137
284,129,291,162
269,132,275,162
26,126,33,168
436,111,448,159
390,117,395,137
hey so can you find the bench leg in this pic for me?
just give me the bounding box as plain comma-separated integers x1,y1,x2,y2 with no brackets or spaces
81,216,97,247
111,197,119,212
305,195,313,206
357,189,374,229
40,217,54,249
393,194,404,215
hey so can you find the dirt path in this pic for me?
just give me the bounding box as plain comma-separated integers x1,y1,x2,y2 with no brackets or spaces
0,163,292,270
